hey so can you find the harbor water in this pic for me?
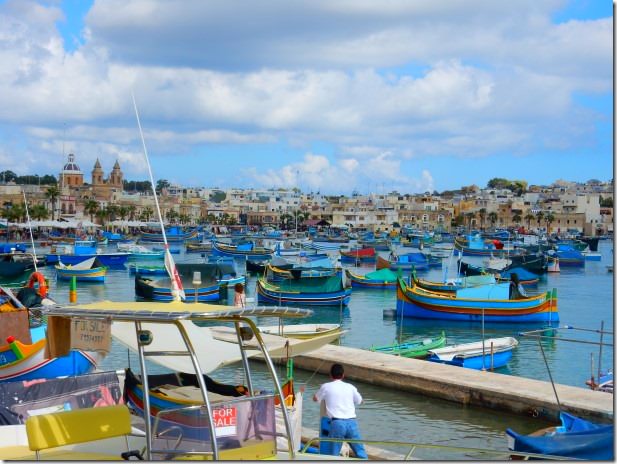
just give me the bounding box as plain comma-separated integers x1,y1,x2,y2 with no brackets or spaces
33,239,613,458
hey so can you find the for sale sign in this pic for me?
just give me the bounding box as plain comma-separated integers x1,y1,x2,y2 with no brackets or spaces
213,406,237,437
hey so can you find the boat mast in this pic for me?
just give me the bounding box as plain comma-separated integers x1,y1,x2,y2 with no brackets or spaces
132,93,184,301
22,189,38,272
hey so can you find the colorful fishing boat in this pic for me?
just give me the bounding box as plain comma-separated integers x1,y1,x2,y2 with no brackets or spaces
55,257,107,282
212,241,273,260
411,272,496,293
139,226,199,243
256,275,351,306
135,263,225,302
376,252,429,271
117,243,165,260
506,412,614,460
128,263,168,275
454,235,523,257
345,268,398,289
396,277,559,322
340,247,376,263
0,332,102,382
369,331,446,358
0,289,103,382
185,242,213,253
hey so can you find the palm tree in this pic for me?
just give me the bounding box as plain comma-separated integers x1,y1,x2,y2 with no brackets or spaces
545,213,555,234
96,207,109,228
524,213,535,231
45,185,60,220
30,204,49,220
84,199,99,223
488,212,498,229
141,207,154,222
118,206,129,221
512,213,522,226
536,211,545,231
478,208,487,230
166,209,178,224
106,204,119,222
127,205,137,221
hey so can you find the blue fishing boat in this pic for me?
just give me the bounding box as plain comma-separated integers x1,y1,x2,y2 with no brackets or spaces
550,245,585,267
506,412,614,460
454,234,522,257
376,252,429,271
55,257,107,282
345,268,398,289
427,337,518,369
45,240,130,266
139,226,199,243
396,277,559,322
256,275,351,306
212,241,273,260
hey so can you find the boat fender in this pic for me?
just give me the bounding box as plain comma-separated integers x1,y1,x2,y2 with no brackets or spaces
27,272,48,298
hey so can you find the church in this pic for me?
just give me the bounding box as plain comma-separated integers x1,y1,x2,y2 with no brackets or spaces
58,153,124,213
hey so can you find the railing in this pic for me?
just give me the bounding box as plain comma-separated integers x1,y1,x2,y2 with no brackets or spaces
300,437,576,460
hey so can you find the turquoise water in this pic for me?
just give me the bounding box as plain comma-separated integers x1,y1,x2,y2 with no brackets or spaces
34,239,613,459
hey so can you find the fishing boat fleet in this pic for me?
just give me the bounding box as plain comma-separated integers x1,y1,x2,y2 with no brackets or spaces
0,222,611,461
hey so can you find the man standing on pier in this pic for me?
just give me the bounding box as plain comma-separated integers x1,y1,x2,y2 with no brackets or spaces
313,363,368,459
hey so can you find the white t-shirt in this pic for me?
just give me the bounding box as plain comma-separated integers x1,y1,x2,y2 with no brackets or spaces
314,379,362,419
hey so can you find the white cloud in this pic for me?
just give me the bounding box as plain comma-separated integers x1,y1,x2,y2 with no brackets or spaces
0,0,610,188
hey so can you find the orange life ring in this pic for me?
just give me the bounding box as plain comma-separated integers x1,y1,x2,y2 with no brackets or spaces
27,272,48,298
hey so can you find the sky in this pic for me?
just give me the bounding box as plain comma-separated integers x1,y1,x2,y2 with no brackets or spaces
0,0,612,195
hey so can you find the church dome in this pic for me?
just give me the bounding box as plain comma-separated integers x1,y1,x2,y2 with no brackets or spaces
62,154,82,173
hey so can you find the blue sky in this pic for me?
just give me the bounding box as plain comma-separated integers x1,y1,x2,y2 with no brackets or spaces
0,0,612,194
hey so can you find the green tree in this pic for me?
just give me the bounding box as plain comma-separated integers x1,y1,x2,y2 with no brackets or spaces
0,170,17,183
118,206,129,221
512,213,522,226
106,204,119,222
166,209,178,223
30,204,49,220
156,179,170,194
84,199,99,222
45,185,61,220
140,207,154,222
209,190,226,203
127,205,137,221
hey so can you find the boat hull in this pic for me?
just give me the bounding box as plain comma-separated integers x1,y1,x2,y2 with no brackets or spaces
46,253,129,266
396,278,559,323
428,348,513,369
256,279,351,306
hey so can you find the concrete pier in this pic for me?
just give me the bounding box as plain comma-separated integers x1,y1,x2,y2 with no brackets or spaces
288,344,613,423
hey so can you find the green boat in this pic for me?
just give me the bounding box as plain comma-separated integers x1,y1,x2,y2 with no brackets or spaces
369,331,446,358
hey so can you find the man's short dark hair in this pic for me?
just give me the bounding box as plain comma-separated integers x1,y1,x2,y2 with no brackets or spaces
330,363,344,379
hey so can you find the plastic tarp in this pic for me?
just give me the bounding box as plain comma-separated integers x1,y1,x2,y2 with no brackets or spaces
274,275,343,293
506,412,614,460
365,268,398,281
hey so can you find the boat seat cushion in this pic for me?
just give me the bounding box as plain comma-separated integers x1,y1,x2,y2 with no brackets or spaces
25,405,131,452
